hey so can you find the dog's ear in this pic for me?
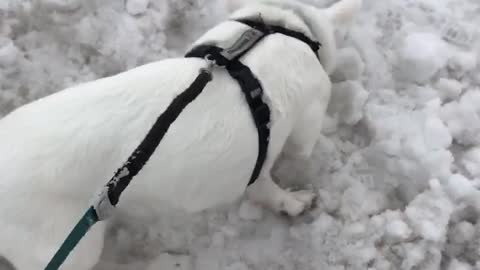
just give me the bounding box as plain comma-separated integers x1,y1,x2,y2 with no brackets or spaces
226,0,259,13
324,0,362,27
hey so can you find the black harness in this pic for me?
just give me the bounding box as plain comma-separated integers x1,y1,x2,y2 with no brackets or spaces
106,19,322,205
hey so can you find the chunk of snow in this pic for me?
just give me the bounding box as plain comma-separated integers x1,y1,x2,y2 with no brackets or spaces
447,259,473,270
385,219,412,242
331,47,365,82
449,221,475,244
317,188,341,213
343,222,366,238
445,174,476,201
126,0,150,16
441,18,476,48
0,38,19,67
422,149,453,181
238,200,263,221
462,147,480,178
396,32,449,83
440,91,480,146
340,182,388,221
405,180,454,242
39,0,81,12
448,50,478,73
402,242,427,270
435,78,463,102
423,116,452,151
328,81,369,125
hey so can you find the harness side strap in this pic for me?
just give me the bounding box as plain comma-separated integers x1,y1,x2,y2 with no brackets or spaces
226,60,270,185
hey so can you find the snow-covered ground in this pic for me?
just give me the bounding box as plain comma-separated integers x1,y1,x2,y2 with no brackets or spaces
1,0,480,269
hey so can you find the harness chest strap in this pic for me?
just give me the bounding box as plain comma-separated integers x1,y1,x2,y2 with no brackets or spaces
44,19,321,270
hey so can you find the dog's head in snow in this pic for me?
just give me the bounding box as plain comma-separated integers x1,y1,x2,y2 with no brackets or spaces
225,0,362,75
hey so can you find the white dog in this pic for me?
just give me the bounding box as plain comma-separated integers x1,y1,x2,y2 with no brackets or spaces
0,0,361,269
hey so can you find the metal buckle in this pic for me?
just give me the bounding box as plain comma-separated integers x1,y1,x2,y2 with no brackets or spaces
204,54,217,71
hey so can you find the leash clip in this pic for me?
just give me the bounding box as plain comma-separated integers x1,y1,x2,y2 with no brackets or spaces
91,186,116,221
204,54,217,72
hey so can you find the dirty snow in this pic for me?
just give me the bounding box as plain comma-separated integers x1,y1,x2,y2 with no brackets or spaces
1,0,480,269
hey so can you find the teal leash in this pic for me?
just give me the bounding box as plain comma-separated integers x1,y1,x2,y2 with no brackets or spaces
44,207,99,270
44,186,115,270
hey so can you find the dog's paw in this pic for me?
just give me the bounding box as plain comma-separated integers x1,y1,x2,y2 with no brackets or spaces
278,189,316,216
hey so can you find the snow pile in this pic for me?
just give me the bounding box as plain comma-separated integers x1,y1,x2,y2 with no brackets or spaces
2,0,480,269
396,32,449,84
441,91,480,146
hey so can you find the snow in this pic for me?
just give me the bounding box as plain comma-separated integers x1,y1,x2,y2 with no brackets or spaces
441,90,480,146
462,147,480,178
396,32,449,84
328,81,368,125
331,47,365,82
237,200,263,221
1,0,480,269
448,259,473,270
126,0,150,16
405,179,454,242
384,215,412,243
435,78,463,102
0,38,19,67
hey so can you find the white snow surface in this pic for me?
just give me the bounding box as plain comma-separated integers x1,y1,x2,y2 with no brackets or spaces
1,0,480,269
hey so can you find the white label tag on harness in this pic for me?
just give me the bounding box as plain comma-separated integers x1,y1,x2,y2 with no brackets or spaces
220,28,264,60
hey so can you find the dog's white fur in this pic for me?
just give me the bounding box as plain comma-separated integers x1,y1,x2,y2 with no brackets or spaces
0,0,361,269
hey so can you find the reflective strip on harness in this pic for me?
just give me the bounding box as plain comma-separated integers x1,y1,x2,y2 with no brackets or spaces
220,27,264,60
